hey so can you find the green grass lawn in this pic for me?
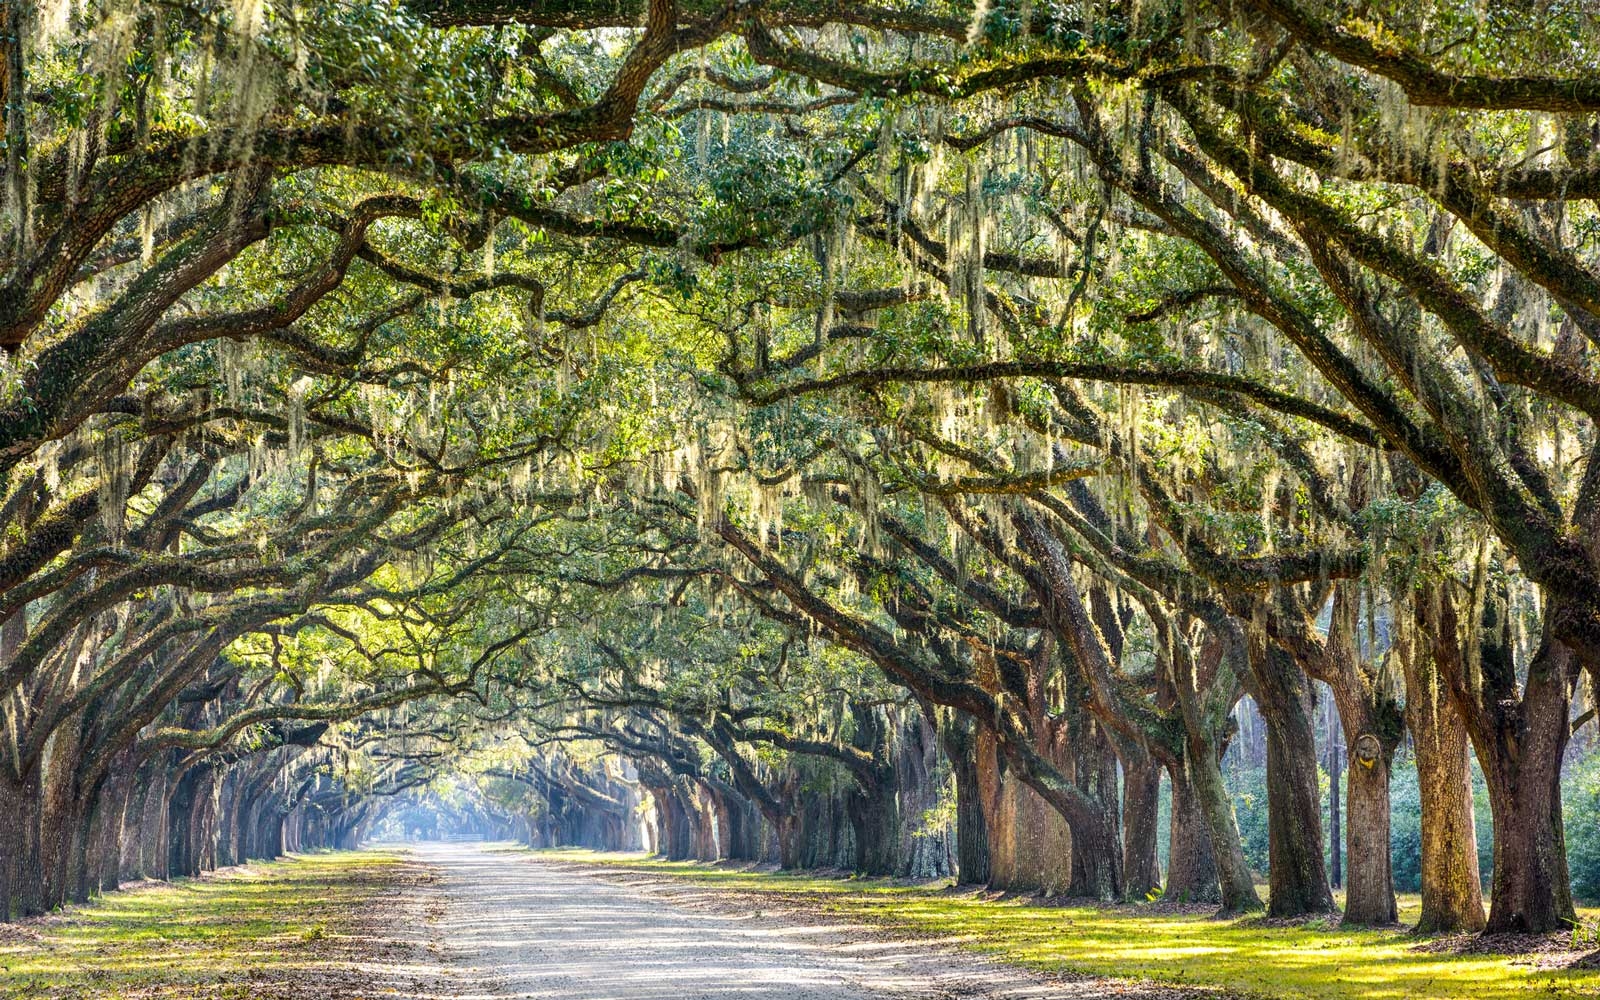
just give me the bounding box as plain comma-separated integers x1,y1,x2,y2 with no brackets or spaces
531,848,1600,1000
0,851,408,999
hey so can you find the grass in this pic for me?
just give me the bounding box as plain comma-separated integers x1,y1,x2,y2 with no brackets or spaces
531,848,1600,1000
0,851,404,999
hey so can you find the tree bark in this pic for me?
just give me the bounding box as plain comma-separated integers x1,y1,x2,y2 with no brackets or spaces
1403,595,1486,933
1341,733,1398,925
893,708,952,879
975,725,1074,894
0,768,39,919
1164,763,1220,904
1185,724,1260,912
1479,634,1576,934
1166,635,1262,914
1432,585,1576,934
1327,706,1342,890
845,703,900,876
1251,645,1337,917
1122,752,1162,900
1067,716,1123,900
941,712,991,886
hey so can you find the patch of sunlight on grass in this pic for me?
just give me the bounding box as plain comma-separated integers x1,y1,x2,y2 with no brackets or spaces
538,850,1600,1000
0,851,400,999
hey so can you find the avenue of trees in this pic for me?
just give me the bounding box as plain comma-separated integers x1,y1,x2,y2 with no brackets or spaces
2,0,1599,941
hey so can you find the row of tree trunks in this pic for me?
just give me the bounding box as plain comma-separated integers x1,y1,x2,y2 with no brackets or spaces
0,734,367,919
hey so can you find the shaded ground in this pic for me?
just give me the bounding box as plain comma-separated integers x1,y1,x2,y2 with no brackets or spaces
0,851,448,999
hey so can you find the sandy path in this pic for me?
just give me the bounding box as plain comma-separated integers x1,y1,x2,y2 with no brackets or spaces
409,842,1205,1000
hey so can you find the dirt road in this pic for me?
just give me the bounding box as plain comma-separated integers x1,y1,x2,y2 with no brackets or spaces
407,843,1196,1000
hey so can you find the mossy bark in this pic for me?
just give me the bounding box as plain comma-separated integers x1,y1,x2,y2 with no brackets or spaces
1164,765,1220,904
1251,646,1337,917
941,712,991,886
1122,755,1162,900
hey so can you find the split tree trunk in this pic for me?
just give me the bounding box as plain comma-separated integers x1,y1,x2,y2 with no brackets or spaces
1479,636,1576,934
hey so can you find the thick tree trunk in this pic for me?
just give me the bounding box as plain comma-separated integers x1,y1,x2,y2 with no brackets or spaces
0,768,39,919
1402,601,1485,933
1480,638,1575,935
1122,754,1162,900
138,763,171,880
894,710,953,879
1327,708,1342,890
1184,729,1259,913
1410,713,1485,933
1341,738,1398,925
1068,718,1123,900
119,761,154,881
1252,648,1337,917
655,779,700,861
975,725,1073,894
847,776,900,876
941,714,991,886
845,705,900,876
1311,590,1401,926
1482,745,1572,934
70,759,128,904
1436,588,1574,935
1164,764,1220,904
37,726,87,911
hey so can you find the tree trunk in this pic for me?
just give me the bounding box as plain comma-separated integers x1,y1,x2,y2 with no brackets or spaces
845,704,900,876
1479,636,1576,934
1252,647,1337,917
894,709,952,879
139,763,171,880
1327,707,1342,890
1311,589,1401,926
847,774,900,876
37,726,86,912
975,724,1074,894
1184,727,1259,912
942,713,990,886
1402,600,1485,933
1164,764,1220,904
1341,736,1398,925
0,768,39,919
1067,718,1122,900
1122,754,1162,900
70,757,127,904
1411,710,1486,933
